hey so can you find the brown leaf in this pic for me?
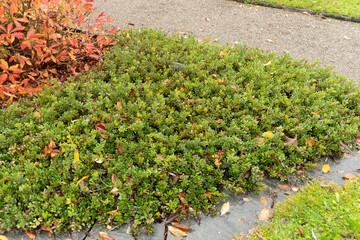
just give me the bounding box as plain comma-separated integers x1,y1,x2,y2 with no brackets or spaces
216,119,223,123
99,232,115,240
116,101,122,112
284,192,292,195
26,231,35,240
129,89,135,97
110,187,119,195
284,134,298,147
254,136,264,144
205,191,212,198
168,226,188,237
298,226,305,237
170,222,193,231
342,174,357,180
156,154,165,161
254,229,264,239
258,207,273,220
111,174,119,183
220,201,230,216
49,140,56,149
260,196,268,206
116,144,123,154
277,184,291,190
241,167,252,179
95,123,106,133
243,197,251,202
40,226,53,233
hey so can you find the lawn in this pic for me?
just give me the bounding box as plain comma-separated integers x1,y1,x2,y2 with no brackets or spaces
247,176,360,240
239,0,360,19
1,28,360,236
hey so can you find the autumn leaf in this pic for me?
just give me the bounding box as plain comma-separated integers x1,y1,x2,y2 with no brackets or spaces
110,187,119,195
298,226,305,237
284,134,298,147
277,183,291,190
254,229,263,239
99,232,115,240
168,226,188,237
311,111,319,115
262,131,274,138
254,136,264,144
238,218,245,223
260,196,268,206
342,174,356,180
258,207,273,220
40,226,53,233
305,139,317,147
322,164,330,173
26,231,35,240
74,150,80,163
77,175,89,185
170,222,194,231
0,236,9,240
116,101,122,112
243,197,251,202
107,210,121,215
156,154,165,161
205,191,211,198
95,123,106,133
220,201,230,216
111,174,118,183
292,187,300,192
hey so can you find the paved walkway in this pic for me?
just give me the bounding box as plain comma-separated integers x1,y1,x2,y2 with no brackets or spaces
4,1,360,239
95,0,360,83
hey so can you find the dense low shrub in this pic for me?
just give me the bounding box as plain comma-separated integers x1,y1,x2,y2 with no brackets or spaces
1,28,360,235
0,0,117,105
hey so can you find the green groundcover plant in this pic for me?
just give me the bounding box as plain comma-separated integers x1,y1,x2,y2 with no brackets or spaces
1,28,360,235
247,176,360,240
239,0,360,19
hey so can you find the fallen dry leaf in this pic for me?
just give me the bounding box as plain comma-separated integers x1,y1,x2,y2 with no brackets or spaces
110,187,119,195
277,183,291,190
260,196,268,206
342,174,357,180
292,187,300,192
116,101,122,112
322,164,330,173
298,226,305,237
254,229,264,239
238,218,245,223
305,139,317,147
156,154,165,161
243,197,251,202
284,192,292,195
116,144,123,155
74,150,80,163
168,226,188,237
77,175,90,185
170,222,193,231
258,207,273,220
221,201,230,216
26,231,35,240
255,136,264,144
99,232,115,240
40,226,53,233
95,123,107,133
111,174,118,183
343,153,351,158
284,135,298,148
0,236,9,240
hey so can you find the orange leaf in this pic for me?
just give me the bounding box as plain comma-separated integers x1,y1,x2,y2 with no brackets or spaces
277,183,291,190
98,232,115,240
260,196,268,206
254,229,264,239
298,226,305,237
168,226,188,237
170,222,194,231
26,231,35,240
342,174,356,180
30,33,45,39
305,139,317,147
258,207,273,220
40,226,53,233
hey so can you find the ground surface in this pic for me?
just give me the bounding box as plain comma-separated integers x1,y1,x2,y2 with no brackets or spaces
94,0,360,84
3,0,360,239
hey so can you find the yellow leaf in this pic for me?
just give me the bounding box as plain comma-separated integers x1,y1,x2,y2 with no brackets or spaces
220,201,230,216
305,139,317,147
107,210,121,215
262,131,274,138
77,175,89,185
74,150,80,162
0,236,9,240
168,226,188,237
342,174,356,180
322,164,330,173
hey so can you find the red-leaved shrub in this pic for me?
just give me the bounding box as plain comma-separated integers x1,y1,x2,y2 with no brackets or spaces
0,0,118,104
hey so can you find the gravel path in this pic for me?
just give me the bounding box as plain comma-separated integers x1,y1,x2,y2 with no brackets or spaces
95,0,360,83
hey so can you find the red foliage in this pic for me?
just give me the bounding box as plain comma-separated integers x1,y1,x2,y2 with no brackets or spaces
0,0,118,104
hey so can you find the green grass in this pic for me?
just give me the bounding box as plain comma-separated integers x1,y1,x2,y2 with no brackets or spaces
1,28,360,235
247,176,360,240
240,0,360,19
